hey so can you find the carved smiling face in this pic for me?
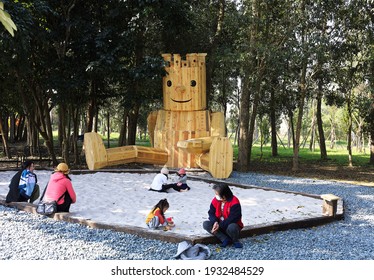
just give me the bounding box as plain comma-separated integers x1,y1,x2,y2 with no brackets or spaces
162,53,207,111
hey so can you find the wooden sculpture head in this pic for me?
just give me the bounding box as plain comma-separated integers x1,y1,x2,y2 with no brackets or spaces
162,53,207,111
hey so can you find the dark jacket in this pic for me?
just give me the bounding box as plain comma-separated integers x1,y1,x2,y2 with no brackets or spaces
5,169,38,203
208,196,244,230
5,170,23,203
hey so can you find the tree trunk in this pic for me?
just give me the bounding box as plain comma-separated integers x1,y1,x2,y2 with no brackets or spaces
347,98,353,167
238,77,250,172
85,84,96,133
127,103,140,145
60,104,70,165
292,0,307,171
288,110,295,150
238,0,264,171
259,118,264,160
58,109,63,150
293,63,307,171
0,114,11,158
247,79,262,165
287,115,291,149
309,100,316,151
354,116,363,153
93,109,98,133
106,111,110,148
370,99,374,164
316,90,327,159
370,131,374,164
118,108,129,146
72,106,80,166
15,115,23,141
370,62,374,164
9,114,15,143
270,89,278,157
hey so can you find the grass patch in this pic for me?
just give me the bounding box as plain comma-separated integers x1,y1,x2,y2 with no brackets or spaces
48,131,370,168
233,143,371,168
103,133,370,167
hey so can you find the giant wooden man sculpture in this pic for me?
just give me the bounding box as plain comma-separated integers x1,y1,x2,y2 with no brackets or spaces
84,53,233,178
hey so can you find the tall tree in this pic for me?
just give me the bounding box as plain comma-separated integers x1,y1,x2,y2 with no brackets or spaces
292,0,309,171
331,0,368,167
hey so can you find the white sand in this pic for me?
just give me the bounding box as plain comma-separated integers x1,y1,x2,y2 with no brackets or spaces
0,170,324,237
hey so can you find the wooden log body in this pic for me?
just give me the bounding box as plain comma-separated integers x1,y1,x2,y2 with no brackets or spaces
153,110,211,168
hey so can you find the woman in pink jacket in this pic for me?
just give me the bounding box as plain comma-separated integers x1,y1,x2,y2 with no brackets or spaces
44,163,76,212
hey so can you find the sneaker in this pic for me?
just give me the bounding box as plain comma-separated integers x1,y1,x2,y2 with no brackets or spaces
233,242,243,248
220,238,231,248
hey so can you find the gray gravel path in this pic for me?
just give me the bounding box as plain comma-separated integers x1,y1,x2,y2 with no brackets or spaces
1,171,373,260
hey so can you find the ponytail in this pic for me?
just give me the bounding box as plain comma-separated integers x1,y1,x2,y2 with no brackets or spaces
152,198,169,216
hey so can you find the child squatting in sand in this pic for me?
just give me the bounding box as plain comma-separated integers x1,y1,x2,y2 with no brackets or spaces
145,198,175,230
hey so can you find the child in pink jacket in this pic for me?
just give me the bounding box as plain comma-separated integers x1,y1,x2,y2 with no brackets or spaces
44,163,76,212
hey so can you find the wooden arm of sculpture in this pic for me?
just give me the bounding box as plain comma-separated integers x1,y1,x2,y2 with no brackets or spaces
177,111,228,152
176,136,215,154
177,136,233,179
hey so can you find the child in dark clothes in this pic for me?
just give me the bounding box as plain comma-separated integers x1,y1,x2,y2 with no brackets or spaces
174,168,190,192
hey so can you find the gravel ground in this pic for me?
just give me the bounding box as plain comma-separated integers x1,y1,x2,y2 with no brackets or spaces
0,171,373,260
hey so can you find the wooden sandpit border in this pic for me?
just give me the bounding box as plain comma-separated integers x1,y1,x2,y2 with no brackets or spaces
0,168,344,244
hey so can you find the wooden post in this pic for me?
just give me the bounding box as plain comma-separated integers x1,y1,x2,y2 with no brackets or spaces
321,194,340,217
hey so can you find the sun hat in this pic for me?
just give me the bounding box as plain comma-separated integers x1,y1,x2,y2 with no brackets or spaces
178,168,186,175
161,167,169,175
55,163,70,174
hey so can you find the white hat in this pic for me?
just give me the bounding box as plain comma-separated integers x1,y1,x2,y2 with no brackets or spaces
161,167,169,175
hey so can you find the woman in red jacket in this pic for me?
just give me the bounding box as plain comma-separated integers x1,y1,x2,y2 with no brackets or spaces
44,163,76,212
203,183,243,248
